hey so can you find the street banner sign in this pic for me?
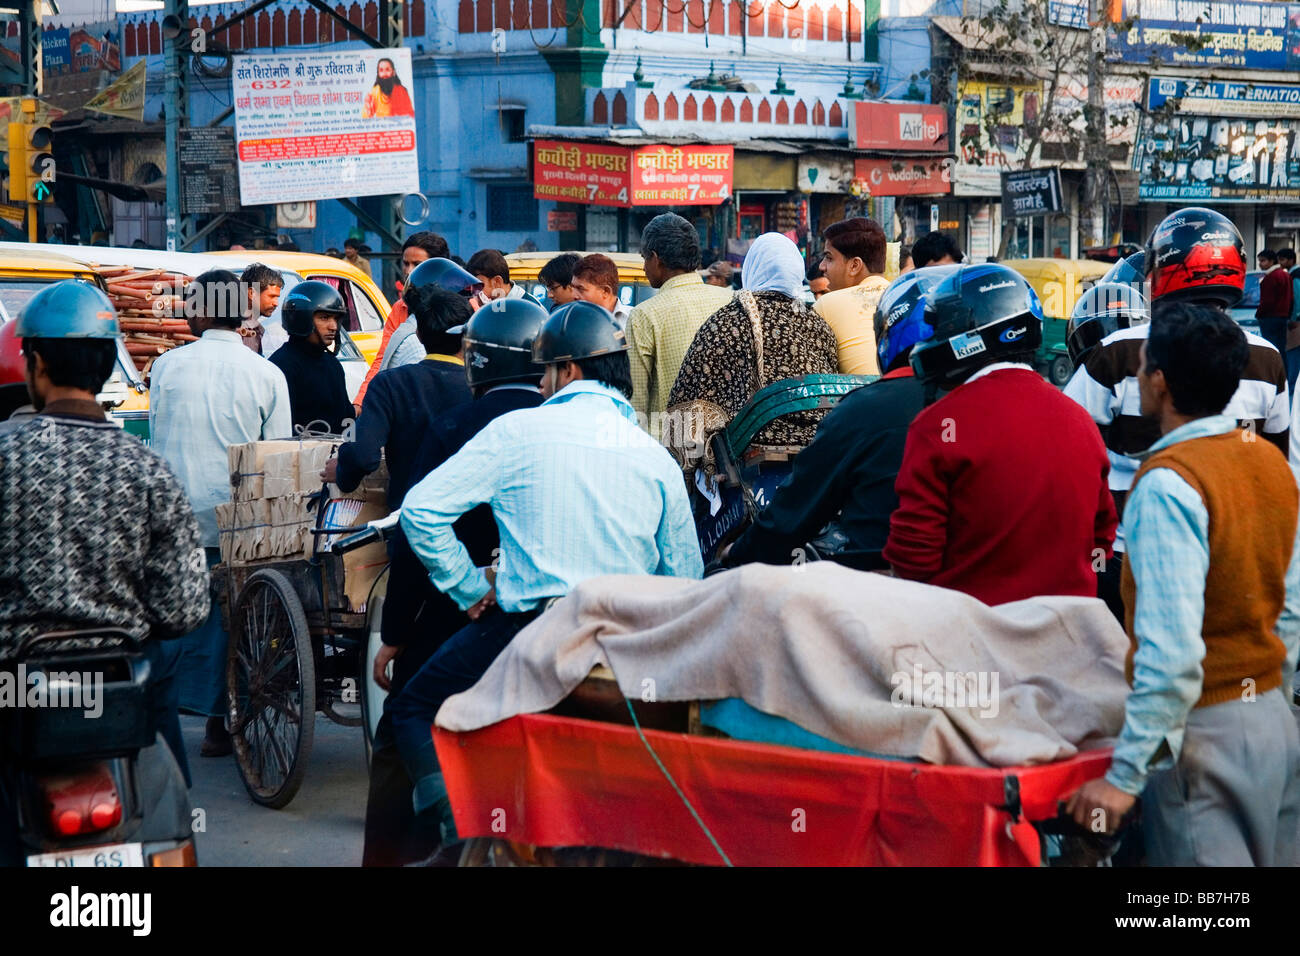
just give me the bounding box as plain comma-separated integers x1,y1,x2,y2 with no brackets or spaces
1000,168,1063,216
533,141,732,207
232,49,420,206
84,60,145,122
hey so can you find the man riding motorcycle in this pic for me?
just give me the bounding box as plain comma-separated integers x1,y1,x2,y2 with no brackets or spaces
1064,207,1289,618
390,300,702,863
0,281,209,863
360,296,548,867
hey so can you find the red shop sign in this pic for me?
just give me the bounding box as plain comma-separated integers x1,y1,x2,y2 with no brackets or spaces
533,140,733,207
854,157,952,197
851,102,949,152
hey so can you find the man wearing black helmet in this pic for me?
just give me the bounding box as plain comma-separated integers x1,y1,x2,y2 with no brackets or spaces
358,297,547,867
884,264,1117,604
1064,208,1289,617
326,285,471,506
390,300,702,863
268,280,355,434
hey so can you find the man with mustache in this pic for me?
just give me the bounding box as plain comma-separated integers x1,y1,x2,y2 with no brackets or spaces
363,58,415,119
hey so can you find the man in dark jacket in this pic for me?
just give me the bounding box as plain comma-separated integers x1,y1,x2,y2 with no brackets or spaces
361,297,547,867
268,280,354,434
328,283,470,505
718,267,952,571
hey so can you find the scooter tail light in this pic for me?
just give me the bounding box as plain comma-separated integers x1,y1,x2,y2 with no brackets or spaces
39,764,122,837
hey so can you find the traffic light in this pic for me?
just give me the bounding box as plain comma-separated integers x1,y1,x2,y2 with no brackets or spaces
8,120,53,204
24,123,53,204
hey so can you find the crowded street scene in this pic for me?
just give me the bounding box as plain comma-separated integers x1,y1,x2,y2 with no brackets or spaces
1,0,1300,932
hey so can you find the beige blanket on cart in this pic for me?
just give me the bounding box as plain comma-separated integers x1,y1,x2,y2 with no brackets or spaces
435,562,1132,767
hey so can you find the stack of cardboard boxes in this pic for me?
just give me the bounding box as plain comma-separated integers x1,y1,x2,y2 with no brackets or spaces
216,439,389,611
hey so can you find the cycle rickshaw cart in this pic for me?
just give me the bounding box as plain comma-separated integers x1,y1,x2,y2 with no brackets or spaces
212,481,390,809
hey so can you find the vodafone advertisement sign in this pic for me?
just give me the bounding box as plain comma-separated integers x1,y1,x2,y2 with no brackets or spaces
850,102,949,152
854,157,951,197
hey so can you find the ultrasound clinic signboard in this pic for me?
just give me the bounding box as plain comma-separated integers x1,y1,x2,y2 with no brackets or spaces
1000,168,1063,217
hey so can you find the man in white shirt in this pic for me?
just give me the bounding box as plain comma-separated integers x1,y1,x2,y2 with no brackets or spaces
149,268,293,757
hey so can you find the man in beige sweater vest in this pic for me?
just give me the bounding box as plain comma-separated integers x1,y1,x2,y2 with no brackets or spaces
1068,300,1300,865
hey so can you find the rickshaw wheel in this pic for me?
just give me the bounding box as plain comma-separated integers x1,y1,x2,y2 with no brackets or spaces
360,566,390,770
227,569,316,809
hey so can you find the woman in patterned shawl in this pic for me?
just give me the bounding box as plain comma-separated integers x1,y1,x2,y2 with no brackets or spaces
665,232,839,479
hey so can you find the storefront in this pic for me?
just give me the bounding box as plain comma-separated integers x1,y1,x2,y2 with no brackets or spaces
532,138,735,254
1134,76,1300,260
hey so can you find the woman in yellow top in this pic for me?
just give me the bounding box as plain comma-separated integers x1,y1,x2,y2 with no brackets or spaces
813,217,891,376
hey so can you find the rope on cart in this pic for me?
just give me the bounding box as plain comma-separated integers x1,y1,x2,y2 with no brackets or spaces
611,666,733,867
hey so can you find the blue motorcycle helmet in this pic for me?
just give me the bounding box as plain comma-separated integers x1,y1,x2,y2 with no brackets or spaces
874,265,960,373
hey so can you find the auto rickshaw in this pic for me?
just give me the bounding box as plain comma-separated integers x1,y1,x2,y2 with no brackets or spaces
1003,258,1111,386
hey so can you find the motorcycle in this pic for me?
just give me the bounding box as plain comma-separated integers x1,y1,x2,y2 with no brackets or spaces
1,628,196,867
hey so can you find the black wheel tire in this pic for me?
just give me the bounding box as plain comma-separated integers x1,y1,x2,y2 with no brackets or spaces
360,566,390,770
1048,353,1074,387
227,568,316,809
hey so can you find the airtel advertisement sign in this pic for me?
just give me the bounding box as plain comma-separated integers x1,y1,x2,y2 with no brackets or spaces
854,157,951,197
850,102,949,152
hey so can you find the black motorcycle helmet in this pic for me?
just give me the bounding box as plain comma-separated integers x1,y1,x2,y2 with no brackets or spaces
910,264,1044,388
280,280,347,338
463,298,548,389
1065,282,1150,366
1144,207,1245,308
532,300,628,364
404,257,483,299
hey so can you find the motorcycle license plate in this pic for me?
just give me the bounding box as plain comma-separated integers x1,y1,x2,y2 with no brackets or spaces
27,842,144,868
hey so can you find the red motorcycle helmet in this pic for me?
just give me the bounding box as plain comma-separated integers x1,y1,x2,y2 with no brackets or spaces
0,318,24,388
1145,207,1245,308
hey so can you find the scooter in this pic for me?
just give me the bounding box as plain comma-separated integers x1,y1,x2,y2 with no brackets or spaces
1,628,196,867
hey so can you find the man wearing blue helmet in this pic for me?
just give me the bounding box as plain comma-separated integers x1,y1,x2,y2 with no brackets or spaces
884,263,1117,605
717,267,954,570
0,281,209,790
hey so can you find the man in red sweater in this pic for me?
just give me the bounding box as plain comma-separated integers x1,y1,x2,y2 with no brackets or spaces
884,264,1117,605
1257,248,1294,358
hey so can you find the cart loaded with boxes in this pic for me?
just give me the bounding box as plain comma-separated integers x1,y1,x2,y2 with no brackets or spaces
213,437,390,809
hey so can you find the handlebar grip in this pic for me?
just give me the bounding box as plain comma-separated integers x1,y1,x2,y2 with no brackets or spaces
331,526,383,554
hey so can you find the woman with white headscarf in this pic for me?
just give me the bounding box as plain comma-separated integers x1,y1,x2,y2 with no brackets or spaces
665,233,838,478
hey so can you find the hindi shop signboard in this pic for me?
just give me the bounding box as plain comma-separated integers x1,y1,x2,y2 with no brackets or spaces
1110,0,1300,70
1000,168,1063,216
854,157,952,197
232,49,420,207
533,141,733,208
850,102,949,152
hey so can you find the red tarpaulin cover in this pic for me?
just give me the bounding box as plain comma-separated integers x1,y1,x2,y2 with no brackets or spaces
433,714,1114,866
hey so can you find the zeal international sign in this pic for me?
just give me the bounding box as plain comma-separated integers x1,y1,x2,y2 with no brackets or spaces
533,140,732,207
232,49,420,206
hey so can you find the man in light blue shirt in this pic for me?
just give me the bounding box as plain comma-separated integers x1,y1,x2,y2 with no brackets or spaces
390,300,702,863
1068,302,1300,865
150,269,292,756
